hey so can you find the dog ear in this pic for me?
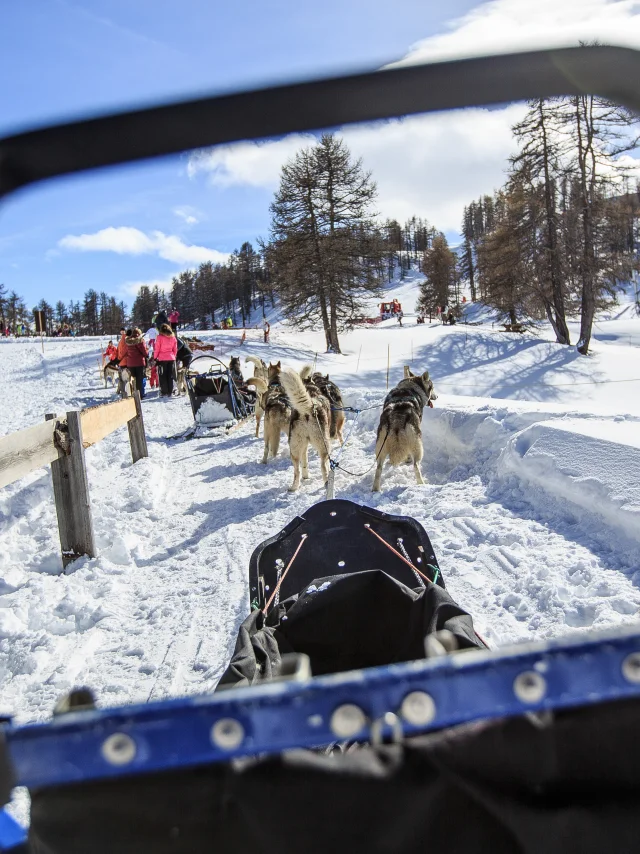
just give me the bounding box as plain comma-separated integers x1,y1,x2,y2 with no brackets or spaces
277,361,281,368
421,370,430,382
404,366,415,378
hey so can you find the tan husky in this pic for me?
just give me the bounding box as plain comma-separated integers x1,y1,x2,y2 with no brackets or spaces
261,362,291,464
372,368,438,492
279,365,331,492
245,355,268,437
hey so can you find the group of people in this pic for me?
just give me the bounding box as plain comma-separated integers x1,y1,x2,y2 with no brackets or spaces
104,315,192,400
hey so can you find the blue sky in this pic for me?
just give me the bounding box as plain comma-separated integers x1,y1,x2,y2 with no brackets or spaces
2,0,640,311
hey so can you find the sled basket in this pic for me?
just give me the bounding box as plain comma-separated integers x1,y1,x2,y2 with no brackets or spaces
186,355,256,425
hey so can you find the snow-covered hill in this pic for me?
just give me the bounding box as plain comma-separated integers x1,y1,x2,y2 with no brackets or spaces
2,273,640,824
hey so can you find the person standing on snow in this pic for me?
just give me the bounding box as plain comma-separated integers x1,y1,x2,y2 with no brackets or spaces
125,328,149,399
154,324,178,397
263,318,270,344
154,309,169,331
169,308,180,332
145,324,158,355
116,328,128,368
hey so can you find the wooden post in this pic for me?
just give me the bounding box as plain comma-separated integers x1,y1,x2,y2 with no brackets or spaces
46,412,96,570
127,391,148,464
386,344,390,390
356,344,362,374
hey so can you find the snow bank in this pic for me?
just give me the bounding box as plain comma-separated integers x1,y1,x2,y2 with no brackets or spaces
500,420,640,544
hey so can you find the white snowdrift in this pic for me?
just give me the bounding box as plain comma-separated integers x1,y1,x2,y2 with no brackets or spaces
499,420,640,545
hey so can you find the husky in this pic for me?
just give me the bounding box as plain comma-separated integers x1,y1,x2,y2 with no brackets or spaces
245,355,268,437
175,365,188,395
310,372,345,444
372,368,438,492
279,365,331,492
103,363,119,388
260,362,291,464
228,355,245,387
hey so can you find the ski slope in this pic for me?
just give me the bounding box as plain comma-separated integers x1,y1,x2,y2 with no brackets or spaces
2,284,640,822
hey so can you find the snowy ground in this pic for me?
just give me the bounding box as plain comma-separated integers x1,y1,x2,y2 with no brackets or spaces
2,278,640,822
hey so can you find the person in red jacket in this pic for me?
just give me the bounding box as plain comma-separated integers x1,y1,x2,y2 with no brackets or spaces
116,328,128,368
154,324,178,397
104,340,118,366
169,308,180,332
125,327,148,399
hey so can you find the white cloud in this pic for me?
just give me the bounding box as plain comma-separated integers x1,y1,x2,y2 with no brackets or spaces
58,226,229,266
184,0,640,233
118,276,176,298
187,135,316,188
173,206,199,225
389,0,640,66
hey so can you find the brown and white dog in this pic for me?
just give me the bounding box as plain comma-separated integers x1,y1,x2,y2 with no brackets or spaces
279,365,331,492
245,355,269,436
260,362,291,464
372,368,438,492
310,372,346,445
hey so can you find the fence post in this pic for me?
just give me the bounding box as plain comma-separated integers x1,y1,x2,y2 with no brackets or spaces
127,391,148,464
46,412,96,569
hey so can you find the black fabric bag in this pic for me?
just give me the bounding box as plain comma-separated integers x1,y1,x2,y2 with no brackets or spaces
218,568,481,687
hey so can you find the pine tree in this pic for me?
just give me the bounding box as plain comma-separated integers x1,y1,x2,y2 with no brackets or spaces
417,234,456,318
269,134,383,352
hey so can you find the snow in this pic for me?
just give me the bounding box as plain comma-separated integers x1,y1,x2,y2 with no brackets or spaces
2,275,640,825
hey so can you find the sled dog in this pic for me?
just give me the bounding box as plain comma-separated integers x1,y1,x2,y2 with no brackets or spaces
260,362,291,464
245,355,268,436
311,372,345,444
279,365,331,492
175,365,188,395
372,368,438,492
103,363,119,387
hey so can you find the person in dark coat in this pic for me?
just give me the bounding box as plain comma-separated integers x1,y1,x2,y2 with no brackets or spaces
154,310,169,331
175,337,193,371
125,328,148,398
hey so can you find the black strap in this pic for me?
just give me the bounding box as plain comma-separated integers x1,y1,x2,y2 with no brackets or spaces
2,46,639,197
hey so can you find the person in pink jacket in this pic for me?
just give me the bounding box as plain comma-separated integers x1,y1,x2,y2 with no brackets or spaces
154,324,178,396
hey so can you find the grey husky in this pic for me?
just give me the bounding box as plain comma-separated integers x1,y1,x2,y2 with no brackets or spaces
372,368,438,492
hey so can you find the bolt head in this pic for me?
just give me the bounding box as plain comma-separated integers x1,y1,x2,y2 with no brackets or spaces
211,718,245,750
513,670,546,704
101,733,136,766
330,703,366,739
400,691,436,726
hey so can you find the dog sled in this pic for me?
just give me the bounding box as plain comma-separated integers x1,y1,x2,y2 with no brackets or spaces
169,354,258,440
4,498,640,853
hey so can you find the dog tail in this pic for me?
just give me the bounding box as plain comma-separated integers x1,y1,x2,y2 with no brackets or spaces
245,376,267,393
245,355,265,370
280,368,313,415
299,364,313,381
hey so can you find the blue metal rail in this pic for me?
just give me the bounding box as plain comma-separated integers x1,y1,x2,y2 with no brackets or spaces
3,622,640,793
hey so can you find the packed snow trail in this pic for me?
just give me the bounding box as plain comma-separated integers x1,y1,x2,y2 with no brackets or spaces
2,318,640,728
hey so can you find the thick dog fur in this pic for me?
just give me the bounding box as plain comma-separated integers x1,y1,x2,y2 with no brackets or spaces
279,365,331,492
372,368,438,492
260,362,291,464
103,363,119,387
245,356,268,437
310,372,345,444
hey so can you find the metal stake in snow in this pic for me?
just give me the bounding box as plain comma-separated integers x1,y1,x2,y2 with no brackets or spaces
386,344,390,389
356,344,362,374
